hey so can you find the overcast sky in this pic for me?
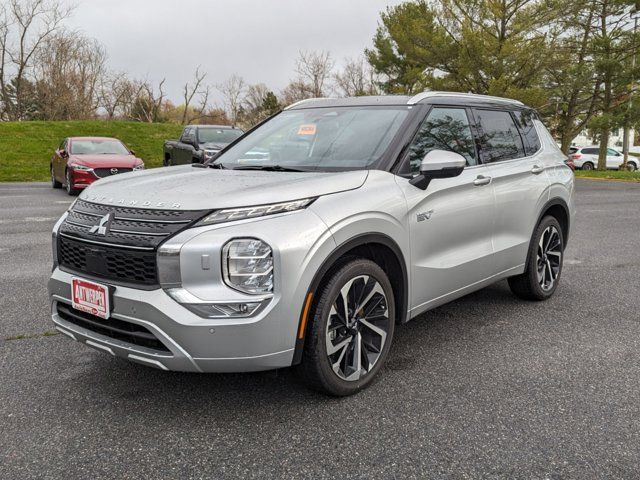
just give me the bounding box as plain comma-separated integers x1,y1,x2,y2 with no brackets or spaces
64,0,405,105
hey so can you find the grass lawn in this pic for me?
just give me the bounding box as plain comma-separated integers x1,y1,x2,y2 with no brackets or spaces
574,169,640,182
0,121,183,182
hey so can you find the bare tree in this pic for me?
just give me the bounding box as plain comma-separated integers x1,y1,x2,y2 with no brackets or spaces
130,78,166,123
100,73,138,120
181,66,207,124
0,0,74,120
217,74,245,125
280,79,313,106
34,30,106,120
334,57,379,97
295,50,334,97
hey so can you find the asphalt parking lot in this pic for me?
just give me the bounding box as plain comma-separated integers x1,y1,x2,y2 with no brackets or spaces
1,179,640,479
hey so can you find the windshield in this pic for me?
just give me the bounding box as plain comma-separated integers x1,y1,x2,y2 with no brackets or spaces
198,128,243,144
70,139,129,155
214,106,410,171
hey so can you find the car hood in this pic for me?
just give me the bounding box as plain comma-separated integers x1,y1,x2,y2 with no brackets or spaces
70,154,140,168
80,165,368,210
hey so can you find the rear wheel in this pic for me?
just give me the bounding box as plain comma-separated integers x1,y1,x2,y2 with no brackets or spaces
65,169,80,196
51,165,62,189
297,258,395,396
508,216,564,301
581,162,594,171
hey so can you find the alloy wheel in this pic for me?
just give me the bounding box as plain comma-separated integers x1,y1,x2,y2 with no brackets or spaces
536,225,562,292
325,275,390,381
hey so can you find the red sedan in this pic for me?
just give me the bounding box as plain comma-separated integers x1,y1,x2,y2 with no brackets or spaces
50,137,145,195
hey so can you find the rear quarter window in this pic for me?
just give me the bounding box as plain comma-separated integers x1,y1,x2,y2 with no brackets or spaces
514,110,542,156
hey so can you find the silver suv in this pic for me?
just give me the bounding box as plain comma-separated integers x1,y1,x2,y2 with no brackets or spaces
49,92,575,396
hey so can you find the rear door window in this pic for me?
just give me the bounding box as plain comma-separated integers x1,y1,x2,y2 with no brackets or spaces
582,148,599,155
513,110,541,155
473,109,525,163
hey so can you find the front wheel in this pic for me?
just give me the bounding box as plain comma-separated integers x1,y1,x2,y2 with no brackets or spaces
508,216,564,301
626,162,637,172
297,258,395,396
65,169,80,196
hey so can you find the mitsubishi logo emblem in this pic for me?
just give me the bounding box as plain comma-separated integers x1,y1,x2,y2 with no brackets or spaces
89,213,113,236
110,168,119,175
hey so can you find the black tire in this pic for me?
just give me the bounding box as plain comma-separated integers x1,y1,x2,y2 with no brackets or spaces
508,216,564,301
65,169,80,196
626,161,637,172
581,162,594,171
51,165,62,189
297,258,395,396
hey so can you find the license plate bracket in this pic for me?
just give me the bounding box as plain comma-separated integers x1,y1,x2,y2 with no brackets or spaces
71,277,112,319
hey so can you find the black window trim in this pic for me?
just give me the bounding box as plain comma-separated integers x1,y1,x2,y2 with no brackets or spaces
393,103,483,177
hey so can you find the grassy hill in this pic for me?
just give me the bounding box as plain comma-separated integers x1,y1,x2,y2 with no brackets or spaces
0,121,184,182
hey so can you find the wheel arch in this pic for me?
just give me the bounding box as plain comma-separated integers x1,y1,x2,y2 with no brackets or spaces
291,233,408,365
524,197,570,272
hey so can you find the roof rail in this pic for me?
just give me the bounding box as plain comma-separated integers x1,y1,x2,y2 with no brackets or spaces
284,97,333,110
407,91,524,106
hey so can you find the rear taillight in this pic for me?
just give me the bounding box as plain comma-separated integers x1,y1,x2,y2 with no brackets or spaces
569,153,582,160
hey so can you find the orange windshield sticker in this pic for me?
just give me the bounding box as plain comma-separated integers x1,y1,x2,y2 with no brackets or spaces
297,124,317,135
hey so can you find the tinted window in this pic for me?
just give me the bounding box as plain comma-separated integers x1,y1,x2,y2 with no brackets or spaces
569,147,578,154
582,148,599,155
181,128,193,142
404,107,477,175
607,148,620,156
474,109,525,162
513,110,541,155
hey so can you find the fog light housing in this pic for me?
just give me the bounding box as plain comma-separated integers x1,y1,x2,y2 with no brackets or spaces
222,238,273,294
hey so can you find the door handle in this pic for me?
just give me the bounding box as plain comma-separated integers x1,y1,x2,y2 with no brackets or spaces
531,165,545,174
473,175,492,186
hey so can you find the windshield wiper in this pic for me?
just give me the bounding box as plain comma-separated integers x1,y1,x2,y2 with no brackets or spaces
232,165,306,172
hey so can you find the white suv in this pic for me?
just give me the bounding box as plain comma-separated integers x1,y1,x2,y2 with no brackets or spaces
569,146,636,171
49,92,575,396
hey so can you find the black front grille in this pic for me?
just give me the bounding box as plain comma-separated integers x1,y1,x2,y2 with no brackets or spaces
57,303,171,353
59,235,158,285
94,167,133,178
58,199,208,287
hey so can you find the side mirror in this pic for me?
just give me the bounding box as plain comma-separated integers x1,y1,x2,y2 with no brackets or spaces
409,150,466,190
60,149,68,159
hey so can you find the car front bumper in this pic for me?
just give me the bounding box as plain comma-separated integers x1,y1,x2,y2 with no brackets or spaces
48,268,295,372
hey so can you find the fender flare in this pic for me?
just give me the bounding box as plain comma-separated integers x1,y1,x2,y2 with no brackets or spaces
524,197,571,270
291,232,408,365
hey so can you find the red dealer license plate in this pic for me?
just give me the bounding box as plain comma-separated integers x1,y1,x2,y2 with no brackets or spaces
71,277,110,319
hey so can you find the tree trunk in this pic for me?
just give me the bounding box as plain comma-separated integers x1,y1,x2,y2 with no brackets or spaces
598,130,609,170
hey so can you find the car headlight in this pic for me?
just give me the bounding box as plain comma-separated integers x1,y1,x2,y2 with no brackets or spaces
69,163,92,171
222,239,273,294
197,198,315,226
203,149,219,160
133,163,145,171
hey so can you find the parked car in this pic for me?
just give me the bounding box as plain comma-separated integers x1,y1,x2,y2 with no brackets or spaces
568,146,637,171
49,92,575,396
163,125,244,166
51,137,144,195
